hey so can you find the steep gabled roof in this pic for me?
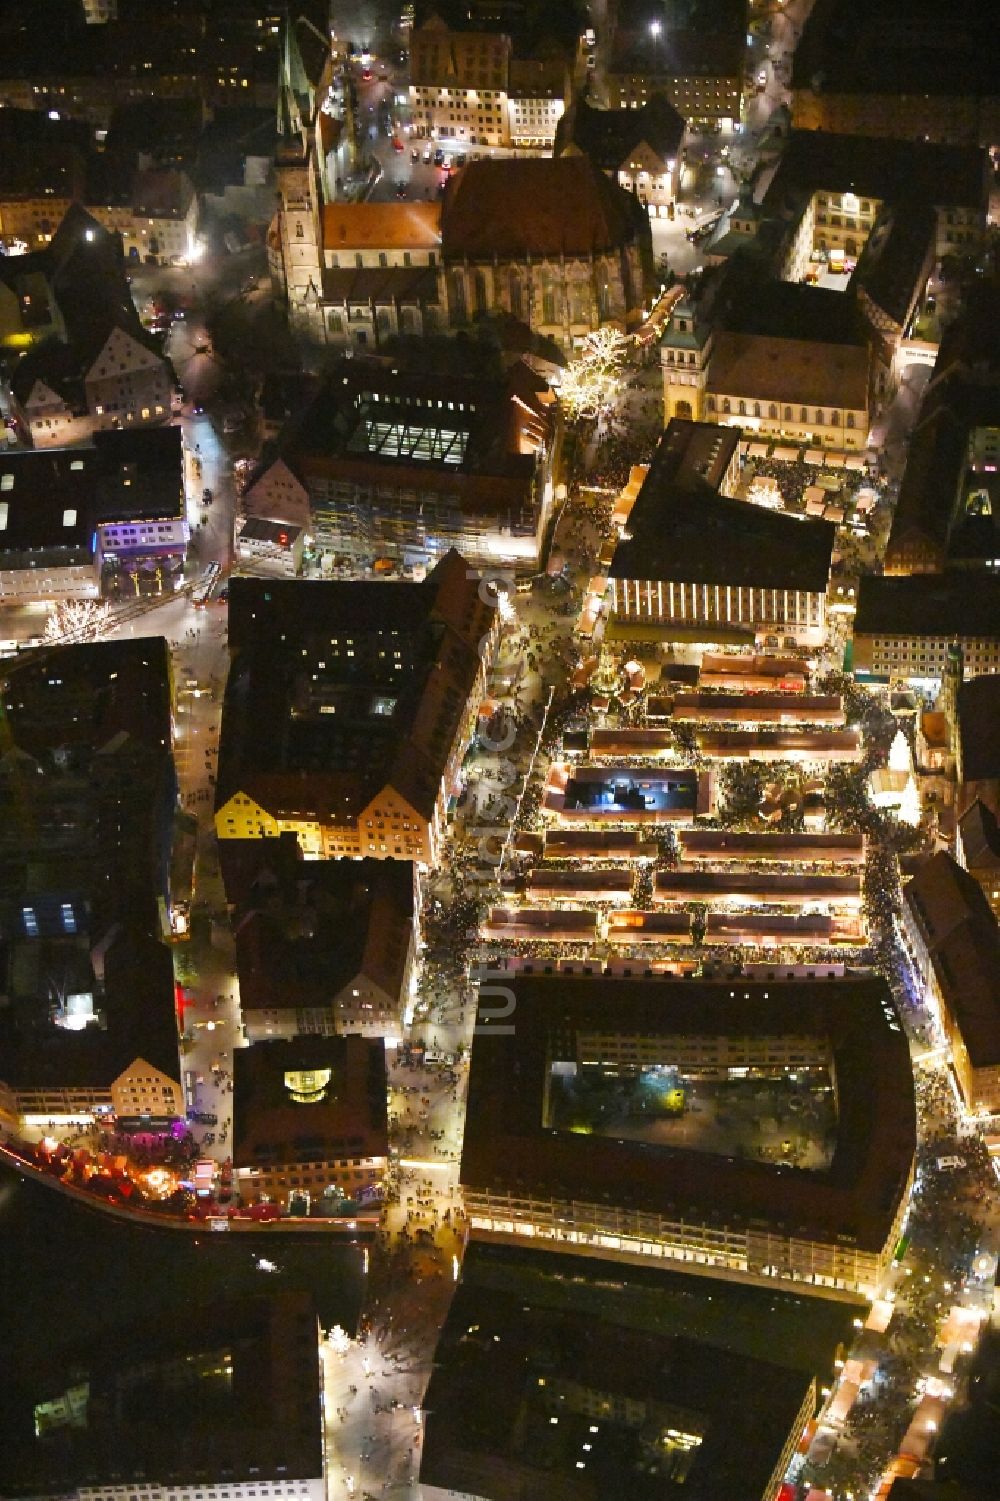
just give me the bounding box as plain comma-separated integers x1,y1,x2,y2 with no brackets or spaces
555,95,684,172
958,676,1000,785
441,156,646,259
322,201,442,253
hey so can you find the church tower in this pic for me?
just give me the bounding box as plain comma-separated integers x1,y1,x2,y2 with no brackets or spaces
271,11,329,342
660,291,712,424
937,641,964,759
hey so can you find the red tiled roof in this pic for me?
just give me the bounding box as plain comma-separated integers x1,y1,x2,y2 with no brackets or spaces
441,156,644,259
461,974,915,1252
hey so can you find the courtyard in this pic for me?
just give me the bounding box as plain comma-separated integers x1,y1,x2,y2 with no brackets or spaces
547,1063,838,1170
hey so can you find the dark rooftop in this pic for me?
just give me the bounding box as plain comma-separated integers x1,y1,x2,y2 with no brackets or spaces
610,435,834,592
609,26,744,80
0,1291,324,1494
854,575,1000,639
420,1276,815,1501
903,854,1000,1069
217,551,496,825
884,358,1000,574
232,1034,389,1170
238,516,303,546
958,676,1000,785
320,264,440,308
221,835,414,1016
790,0,1000,102
678,831,865,861
721,278,870,348
959,800,1000,872
0,428,183,557
654,870,862,902
763,128,988,212
461,973,915,1252
850,203,936,331
0,638,177,1093
554,95,684,172
277,354,553,501
643,416,740,494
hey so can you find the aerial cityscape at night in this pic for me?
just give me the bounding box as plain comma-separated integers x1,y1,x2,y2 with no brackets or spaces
1,2,1000,1499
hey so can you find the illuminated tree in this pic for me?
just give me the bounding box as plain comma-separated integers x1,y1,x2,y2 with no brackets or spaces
43,598,113,644
559,327,629,422
898,775,921,828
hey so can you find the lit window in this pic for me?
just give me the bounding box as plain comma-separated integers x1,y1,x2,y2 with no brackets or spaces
62,509,77,527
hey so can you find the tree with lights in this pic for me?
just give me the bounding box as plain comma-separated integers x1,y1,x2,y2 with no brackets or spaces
558,327,629,423
43,598,113,644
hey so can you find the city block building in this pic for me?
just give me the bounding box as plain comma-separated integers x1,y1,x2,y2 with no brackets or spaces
0,638,181,1133
790,0,1000,149
243,353,560,572
461,973,915,1301
86,166,200,266
214,552,499,864
233,1034,389,1209
1,1292,327,1501
555,94,686,219
409,10,514,147
506,52,570,149
852,575,1000,685
0,426,186,602
220,834,417,1044
603,421,835,649
603,17,744,131
664,131,988,437
883,289,1000,576
421,1263,817,1501
662,277,874,450
901,853,1000,1116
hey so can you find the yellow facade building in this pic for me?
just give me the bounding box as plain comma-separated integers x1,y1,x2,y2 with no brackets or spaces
215,551,499,866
